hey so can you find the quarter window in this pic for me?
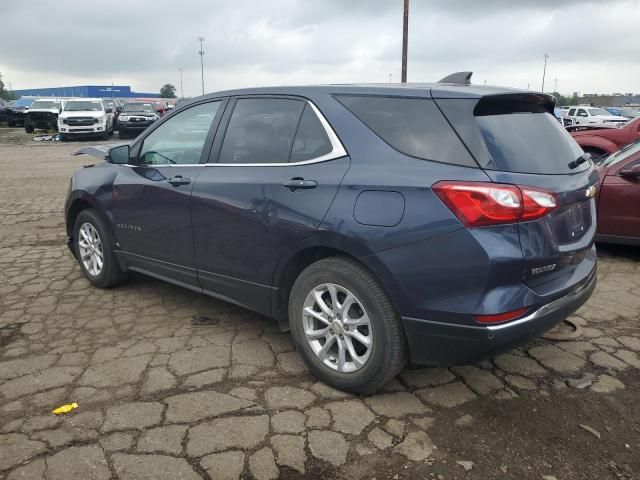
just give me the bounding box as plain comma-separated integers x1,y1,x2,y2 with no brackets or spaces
139,101,220,165
336,95,476,167
218,98,304,164
290,105,333,162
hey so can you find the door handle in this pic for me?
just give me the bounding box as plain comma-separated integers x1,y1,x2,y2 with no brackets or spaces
168,175,191,186
282,177,318,191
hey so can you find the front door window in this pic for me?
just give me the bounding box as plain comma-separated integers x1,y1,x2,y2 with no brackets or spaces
139,101,221,165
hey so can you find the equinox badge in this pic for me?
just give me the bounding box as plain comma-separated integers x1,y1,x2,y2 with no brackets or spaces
531,264,557,275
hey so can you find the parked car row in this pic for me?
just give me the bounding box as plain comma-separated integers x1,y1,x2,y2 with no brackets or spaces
0,96,162,140
558,105,639,128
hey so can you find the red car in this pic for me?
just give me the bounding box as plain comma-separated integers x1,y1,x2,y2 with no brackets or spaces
570,117,640,158
595,140,640,245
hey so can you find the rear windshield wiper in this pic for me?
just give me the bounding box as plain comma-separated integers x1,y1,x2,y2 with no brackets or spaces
568,154,590,169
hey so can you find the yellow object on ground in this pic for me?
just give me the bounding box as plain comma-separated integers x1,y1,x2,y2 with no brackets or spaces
52,402,78,415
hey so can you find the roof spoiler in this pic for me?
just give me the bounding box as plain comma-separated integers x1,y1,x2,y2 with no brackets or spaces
437,72,473,85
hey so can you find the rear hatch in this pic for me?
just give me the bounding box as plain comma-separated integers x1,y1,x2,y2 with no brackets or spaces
435,93,599,294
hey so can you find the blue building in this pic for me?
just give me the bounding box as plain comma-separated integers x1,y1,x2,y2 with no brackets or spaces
11,85,159,98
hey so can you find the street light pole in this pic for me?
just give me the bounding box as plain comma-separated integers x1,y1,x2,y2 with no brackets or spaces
179,68,184,99
197,37,205,96
541,53,549,92
401,0,409,83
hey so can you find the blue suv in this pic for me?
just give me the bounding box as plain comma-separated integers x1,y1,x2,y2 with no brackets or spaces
66,74,598,394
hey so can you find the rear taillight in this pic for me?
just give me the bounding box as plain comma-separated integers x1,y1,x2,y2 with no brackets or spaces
433,181,557,227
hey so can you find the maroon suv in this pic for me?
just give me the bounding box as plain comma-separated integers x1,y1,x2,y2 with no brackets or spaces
570,117,640,158
595,140,640,245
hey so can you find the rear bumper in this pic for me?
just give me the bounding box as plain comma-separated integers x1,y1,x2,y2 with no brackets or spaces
402,266,597,365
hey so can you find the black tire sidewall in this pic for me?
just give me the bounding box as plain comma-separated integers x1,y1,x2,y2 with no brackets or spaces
289,259,403,393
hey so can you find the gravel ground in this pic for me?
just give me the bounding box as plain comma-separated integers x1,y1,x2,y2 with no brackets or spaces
0,128,638,479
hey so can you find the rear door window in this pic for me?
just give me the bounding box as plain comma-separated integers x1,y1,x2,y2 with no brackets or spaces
290,105,333,162
218,98,304,164
335,95,477,167
437,96,587,175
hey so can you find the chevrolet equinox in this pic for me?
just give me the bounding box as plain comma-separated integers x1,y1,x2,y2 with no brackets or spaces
66,73,598,394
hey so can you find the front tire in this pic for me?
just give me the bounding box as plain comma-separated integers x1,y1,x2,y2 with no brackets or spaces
289,257,407,395
74,209,128,288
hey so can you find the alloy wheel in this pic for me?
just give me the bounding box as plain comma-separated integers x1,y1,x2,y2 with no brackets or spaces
302,283,373,373
77,222,104,277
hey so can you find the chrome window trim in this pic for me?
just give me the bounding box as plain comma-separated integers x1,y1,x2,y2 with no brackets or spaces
123,100,347,168
209,99,347,167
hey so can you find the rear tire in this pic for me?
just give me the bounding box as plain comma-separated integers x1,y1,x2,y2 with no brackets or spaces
288,257,407,395
73,209,129,288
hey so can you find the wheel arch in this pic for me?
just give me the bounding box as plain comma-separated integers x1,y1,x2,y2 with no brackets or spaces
66,192,117,255
271,241,404,333
574,135,619,155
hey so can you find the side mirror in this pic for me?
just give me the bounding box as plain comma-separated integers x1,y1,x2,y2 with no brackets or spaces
116,106,123,113
105,107,113,114
108,144,131,165
619,164,640,178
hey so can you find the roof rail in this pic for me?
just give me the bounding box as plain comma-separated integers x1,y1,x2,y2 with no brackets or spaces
437,72,473,85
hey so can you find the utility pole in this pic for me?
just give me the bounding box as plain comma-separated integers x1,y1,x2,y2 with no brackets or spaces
401,0,409,83
389,73,392,83
179,68,184,98
553,78,558,93
541,53,549,92
197,37,205,95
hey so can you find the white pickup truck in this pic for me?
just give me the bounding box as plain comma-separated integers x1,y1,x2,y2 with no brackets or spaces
58,98,114,140
566,106,628,127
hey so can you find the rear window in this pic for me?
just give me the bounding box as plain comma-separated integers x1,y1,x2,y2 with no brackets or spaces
335,95,477,167
437,96,587,174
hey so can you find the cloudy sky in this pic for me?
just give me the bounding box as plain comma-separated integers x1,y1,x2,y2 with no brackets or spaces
2,0,639,97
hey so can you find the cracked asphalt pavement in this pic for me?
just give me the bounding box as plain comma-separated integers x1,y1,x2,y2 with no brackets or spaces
0,131,639,479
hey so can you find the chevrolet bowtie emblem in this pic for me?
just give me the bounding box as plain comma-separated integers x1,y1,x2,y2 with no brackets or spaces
585,185,597,198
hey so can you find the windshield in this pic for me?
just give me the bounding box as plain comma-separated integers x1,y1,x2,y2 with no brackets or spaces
30,100,60,109
64,101,103,112
588,108,612,116
601,140,640,167
476,112,585,174
122,103,154,113
620,108,640,118
14,98,35,107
